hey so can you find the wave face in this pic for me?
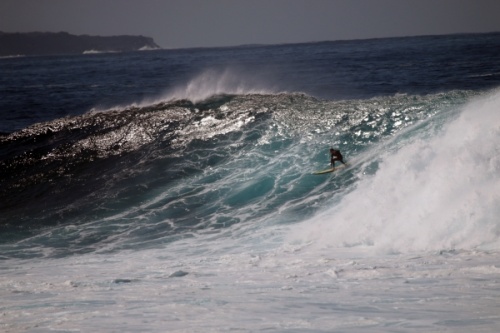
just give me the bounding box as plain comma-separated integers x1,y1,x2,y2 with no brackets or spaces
0,88,485,257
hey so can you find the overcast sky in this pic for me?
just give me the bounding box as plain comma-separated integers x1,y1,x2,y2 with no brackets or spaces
1,0,500,49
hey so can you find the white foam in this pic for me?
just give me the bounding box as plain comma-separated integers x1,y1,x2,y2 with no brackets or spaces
289,89,500,254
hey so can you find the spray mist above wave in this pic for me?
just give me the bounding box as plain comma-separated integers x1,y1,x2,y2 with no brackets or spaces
290,89,500,255
156,68,280,103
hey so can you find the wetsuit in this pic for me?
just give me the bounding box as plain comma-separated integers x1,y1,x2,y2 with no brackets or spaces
330,149,345,168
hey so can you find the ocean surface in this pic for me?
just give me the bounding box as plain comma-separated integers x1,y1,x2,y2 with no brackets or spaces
1,32,500,332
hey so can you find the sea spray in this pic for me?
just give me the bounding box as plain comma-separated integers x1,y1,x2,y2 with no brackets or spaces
157,67,278,103
289,89,500,254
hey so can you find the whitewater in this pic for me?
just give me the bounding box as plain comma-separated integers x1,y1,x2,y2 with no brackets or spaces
1,33,500,332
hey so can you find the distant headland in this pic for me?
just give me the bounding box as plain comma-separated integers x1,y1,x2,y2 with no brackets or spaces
0,31,161,57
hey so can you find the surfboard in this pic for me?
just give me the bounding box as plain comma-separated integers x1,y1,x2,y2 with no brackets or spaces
313,168,335,174
312,163,348,175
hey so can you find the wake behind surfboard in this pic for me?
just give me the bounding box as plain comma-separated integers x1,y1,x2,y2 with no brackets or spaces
312,163,348,175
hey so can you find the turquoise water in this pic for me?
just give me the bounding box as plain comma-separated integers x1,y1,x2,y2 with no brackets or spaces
1,33,500,331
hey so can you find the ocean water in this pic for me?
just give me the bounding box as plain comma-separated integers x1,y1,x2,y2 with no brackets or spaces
1,33,500,332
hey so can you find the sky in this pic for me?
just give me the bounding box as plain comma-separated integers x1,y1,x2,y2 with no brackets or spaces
1,0,500,49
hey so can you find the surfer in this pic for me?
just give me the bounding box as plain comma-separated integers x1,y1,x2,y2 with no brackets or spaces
330,148,346,168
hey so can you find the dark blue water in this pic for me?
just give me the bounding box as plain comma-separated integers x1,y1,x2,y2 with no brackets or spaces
2,32,500,333
2,33,499,134
1,32,500,254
